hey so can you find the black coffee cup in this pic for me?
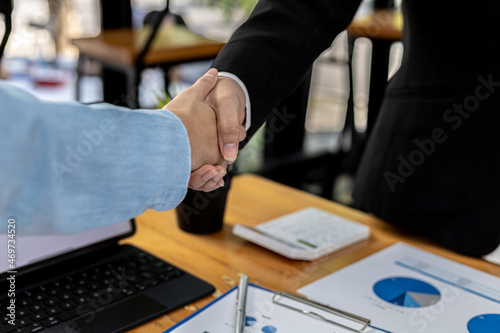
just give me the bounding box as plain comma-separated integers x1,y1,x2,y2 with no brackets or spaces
175,173,232,234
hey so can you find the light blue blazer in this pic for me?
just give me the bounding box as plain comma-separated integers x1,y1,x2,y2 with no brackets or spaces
0,81,190,234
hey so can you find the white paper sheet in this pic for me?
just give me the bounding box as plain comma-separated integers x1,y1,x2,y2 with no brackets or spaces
483,244,500,265
298,243,500,333
165,284,384,333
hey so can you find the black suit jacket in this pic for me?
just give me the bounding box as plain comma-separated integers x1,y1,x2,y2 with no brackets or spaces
213,0,500,256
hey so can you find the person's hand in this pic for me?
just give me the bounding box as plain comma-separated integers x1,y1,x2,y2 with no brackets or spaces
164,68,226,191
205,75,247,163
0,61,7,80
188,164,227,191
188,74,248,191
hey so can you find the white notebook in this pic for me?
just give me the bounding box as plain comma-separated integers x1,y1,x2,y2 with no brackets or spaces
232,207,370,260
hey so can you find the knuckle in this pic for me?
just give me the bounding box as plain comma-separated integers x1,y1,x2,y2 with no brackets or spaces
202,179,218,191
239,126,247,141
189,176,204,188
219,121,240,137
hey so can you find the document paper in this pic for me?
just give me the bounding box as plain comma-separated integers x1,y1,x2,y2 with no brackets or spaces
165,284,384,333
298,242,500,333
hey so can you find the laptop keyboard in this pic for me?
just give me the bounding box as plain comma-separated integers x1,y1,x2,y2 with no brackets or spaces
0,251,184,333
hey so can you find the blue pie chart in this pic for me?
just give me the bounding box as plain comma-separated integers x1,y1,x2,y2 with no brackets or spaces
373,277,441,308
467,314,500,332
245,316,257,327
262,326,277,333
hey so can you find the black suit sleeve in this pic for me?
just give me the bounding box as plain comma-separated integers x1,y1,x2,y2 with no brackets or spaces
212,0,362,138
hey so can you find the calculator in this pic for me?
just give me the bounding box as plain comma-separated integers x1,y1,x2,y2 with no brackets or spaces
233,207,370,260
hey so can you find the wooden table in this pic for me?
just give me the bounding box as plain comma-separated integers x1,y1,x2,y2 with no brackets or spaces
124,174,500,332
72,25,225,108
72,25,224,68
347,9,403,42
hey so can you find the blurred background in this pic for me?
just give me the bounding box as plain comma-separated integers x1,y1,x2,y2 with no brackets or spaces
0,0,403,205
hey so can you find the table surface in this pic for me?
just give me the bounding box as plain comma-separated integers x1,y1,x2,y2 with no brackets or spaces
72,9,400,68
123,174,500,332
72,25,225,67
347,9,403,41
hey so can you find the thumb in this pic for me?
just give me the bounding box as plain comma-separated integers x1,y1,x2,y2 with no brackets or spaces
189,68,218,100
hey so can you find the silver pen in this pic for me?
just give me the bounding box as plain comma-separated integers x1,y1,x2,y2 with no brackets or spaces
235,275,249,333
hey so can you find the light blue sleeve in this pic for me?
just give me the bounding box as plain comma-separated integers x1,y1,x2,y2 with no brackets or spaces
0,81,191,234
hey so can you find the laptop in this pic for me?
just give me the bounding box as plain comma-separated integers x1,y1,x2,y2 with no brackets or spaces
0,219,215,333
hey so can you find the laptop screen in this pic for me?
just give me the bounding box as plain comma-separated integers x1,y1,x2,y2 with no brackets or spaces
0,220,133,274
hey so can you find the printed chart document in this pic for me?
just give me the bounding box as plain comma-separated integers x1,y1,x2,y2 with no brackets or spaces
165,284,385,333
298,243,500,333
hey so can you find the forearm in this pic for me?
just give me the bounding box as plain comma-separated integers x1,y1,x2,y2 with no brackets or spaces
0,82,190,234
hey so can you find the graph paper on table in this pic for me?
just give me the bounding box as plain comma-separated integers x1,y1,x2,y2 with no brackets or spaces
298,243,500,333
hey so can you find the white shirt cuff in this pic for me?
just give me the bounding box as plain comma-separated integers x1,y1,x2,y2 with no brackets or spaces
218,71,252,131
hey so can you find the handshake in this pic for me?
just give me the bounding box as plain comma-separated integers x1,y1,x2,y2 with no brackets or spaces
164,68,247,192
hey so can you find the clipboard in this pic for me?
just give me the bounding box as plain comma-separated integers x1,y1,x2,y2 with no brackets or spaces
164,283,384,333
272,291,371,332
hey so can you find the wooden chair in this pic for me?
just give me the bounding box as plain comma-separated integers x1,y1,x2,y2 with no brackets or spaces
72,1,224,108
261,8,403,202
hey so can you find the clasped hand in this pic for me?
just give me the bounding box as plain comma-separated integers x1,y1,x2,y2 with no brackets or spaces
165,68,245,192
